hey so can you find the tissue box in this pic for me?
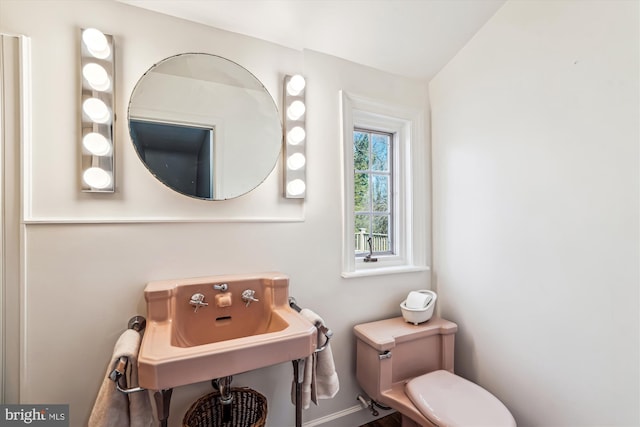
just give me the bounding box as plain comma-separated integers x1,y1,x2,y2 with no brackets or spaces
400,290,437,325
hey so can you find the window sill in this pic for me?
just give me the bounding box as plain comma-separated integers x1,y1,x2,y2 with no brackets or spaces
341,265,430,279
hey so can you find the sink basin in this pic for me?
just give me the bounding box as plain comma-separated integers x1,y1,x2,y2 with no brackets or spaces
138,272,317,390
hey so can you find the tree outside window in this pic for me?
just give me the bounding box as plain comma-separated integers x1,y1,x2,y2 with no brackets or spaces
354,129,393,256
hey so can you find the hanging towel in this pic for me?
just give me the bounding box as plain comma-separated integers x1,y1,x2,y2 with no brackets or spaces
293,309,340,409
89,329,154,427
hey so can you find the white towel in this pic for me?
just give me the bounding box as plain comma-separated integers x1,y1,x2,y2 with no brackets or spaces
293,309,340,409
89,329,154,427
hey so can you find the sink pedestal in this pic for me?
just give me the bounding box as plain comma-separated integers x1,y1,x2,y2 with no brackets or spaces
292,358,305,427
148,362,308,427
152,389,172,427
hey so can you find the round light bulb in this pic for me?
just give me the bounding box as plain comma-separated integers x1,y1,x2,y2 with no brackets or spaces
83,132,112,156
83,98,111,123
82,63,110,91
287,100,306,120
286,74,306,96
83,167,112,189
287,153,306,171
287,126,306,145
287,179,306,196
82,28,111,59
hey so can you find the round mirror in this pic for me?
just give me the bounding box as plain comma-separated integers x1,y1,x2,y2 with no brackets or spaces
128,53,282,200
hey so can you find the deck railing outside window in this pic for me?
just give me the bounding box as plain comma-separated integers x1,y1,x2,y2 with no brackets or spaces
355,228,389,254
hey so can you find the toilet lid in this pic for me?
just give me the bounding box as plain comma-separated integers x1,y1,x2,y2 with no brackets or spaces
405,370,516,427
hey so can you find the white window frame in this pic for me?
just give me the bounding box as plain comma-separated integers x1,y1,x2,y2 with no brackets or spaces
340,91,429,278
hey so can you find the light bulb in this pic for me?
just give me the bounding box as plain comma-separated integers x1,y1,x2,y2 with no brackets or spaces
286,74,306,96
83,167,112,189
82,63,110,91
287,179,306,196
287,126,306,145
287,100,306,120
82,28,111,59
287,153,306,171
82,132,112,156
83,98,111,123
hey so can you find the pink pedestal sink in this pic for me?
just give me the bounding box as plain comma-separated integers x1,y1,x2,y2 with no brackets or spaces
138,272,317,390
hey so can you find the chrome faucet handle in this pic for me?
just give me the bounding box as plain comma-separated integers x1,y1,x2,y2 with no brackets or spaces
241,289,259,307
213,283,228,291
189,293,209,312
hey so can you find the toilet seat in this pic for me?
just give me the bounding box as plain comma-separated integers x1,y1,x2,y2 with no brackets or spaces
406,370,516,427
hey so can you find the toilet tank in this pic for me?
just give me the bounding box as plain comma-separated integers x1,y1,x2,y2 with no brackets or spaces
354,317,458,401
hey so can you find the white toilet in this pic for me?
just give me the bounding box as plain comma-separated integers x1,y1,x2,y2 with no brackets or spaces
354,316,516,427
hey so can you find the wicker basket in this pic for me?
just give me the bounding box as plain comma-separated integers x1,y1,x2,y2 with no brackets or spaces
183,387,267,427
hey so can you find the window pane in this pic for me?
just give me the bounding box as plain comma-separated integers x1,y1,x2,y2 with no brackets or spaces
354,215,370,254
353,131,369,171
372,134,390,172
352,128,394,257
372,175,389,212
372,215,390,253
354,173,370,211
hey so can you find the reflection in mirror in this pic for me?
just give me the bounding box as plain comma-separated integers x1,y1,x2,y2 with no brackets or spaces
130,120,213,199
128,53,282,200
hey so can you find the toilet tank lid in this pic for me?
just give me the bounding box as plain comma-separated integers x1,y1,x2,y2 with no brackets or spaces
406,370,516,427
353,317,457,351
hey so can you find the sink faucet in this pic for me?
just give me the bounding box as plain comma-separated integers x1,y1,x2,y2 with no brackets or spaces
213,283,228,291
241,289,259,307
189,293,209,312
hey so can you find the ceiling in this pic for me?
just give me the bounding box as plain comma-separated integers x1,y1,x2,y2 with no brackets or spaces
117,0,506,81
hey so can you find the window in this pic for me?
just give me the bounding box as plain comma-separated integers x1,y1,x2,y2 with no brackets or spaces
340,91,429,277
354,129,393,257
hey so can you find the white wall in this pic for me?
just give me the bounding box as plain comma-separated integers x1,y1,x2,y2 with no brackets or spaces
430,1,639,426
1,1,430,426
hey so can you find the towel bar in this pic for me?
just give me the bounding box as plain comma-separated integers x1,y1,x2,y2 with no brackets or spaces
288,298,336,427
288,297,333,353
110,316,147,394
128,315,146,332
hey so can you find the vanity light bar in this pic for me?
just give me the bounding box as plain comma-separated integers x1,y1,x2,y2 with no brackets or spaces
80,28,115,192
283,74,306,198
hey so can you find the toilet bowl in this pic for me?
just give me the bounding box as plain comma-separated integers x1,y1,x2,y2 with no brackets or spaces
354,317,516,427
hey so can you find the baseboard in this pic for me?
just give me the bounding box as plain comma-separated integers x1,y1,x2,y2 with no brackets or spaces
302,404,364,427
